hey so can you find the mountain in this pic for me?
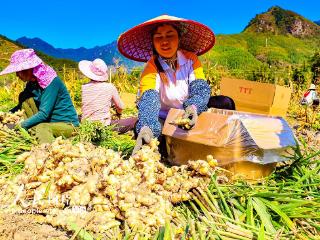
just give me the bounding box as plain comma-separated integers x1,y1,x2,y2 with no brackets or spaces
2,6,320,83
315,20,320,26
201,9,320,78
16,37,142,69
244,6,320,37
0,35,77,72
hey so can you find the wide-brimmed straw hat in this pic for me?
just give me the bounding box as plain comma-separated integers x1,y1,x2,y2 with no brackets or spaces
0,49,43,76
118,14,215,62
78,59,109,82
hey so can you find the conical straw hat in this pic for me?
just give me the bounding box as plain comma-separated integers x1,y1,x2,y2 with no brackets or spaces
118,14,215,62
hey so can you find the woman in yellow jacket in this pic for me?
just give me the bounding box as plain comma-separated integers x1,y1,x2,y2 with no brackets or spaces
118,15,215,153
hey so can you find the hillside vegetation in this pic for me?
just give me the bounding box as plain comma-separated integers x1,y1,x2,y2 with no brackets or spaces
200,6,320,84
0,35,77,72
244,6,320,37
1,6,320,88
203,33,320,81
0,35,20,70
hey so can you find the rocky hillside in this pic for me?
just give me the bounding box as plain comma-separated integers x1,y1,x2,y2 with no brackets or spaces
0,35,77,72
1,6,319,81
200,10,320,80
244,6,320,37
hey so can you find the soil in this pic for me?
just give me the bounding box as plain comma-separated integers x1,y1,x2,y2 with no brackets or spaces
0,212,69,240
292,125,320,151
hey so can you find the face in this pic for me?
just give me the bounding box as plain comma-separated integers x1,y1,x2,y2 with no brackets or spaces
16,69,36,82
153,24,179,59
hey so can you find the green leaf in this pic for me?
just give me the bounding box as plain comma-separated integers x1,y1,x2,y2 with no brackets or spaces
296,164,320,185
164,219,171,240
259,198,295,231
252,197,276,234
211,175,234,219
246,197,254,227
196,221,205,240
180,225,189,240
257,223,265,240
157,226,165,240
68,222,94,240
42,181,52,199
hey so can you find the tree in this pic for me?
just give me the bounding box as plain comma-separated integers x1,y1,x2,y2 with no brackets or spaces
310,52,320,84
292,67,307,89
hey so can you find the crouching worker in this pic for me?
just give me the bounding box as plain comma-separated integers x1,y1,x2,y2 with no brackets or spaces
301,84,319,107
118,15,215,154
79,58,136,133
0,49,79,144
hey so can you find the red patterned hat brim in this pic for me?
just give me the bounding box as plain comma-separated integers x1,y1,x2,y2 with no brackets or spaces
117,15,215,62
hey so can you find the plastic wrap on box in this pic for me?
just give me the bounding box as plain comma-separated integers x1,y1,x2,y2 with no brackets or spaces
162,108,297,168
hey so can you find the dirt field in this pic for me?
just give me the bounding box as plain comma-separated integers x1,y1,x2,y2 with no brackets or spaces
0,212,69,240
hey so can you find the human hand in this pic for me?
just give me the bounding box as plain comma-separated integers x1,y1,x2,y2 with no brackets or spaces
115,111,122,119
182,105,198,129
132,126,153,155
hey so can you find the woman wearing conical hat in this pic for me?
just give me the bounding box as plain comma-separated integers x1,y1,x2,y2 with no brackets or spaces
118,15,215,153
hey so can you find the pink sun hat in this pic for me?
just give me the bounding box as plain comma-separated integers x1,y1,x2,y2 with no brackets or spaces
0,49,43,76
78,58,109,82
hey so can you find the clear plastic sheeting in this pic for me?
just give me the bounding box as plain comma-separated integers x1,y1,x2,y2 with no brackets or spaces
162,108,297,167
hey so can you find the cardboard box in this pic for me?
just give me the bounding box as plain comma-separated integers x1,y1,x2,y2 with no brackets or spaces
220,77,292,116
162,108,296,180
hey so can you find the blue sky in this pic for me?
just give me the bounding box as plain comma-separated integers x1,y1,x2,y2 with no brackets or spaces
1,0,319,48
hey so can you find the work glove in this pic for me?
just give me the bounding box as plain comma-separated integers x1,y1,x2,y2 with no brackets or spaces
132,126,153,155
182,105,198,129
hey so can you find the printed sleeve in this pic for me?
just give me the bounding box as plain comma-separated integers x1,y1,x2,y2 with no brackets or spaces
136,90,161,137
183,80,211,114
